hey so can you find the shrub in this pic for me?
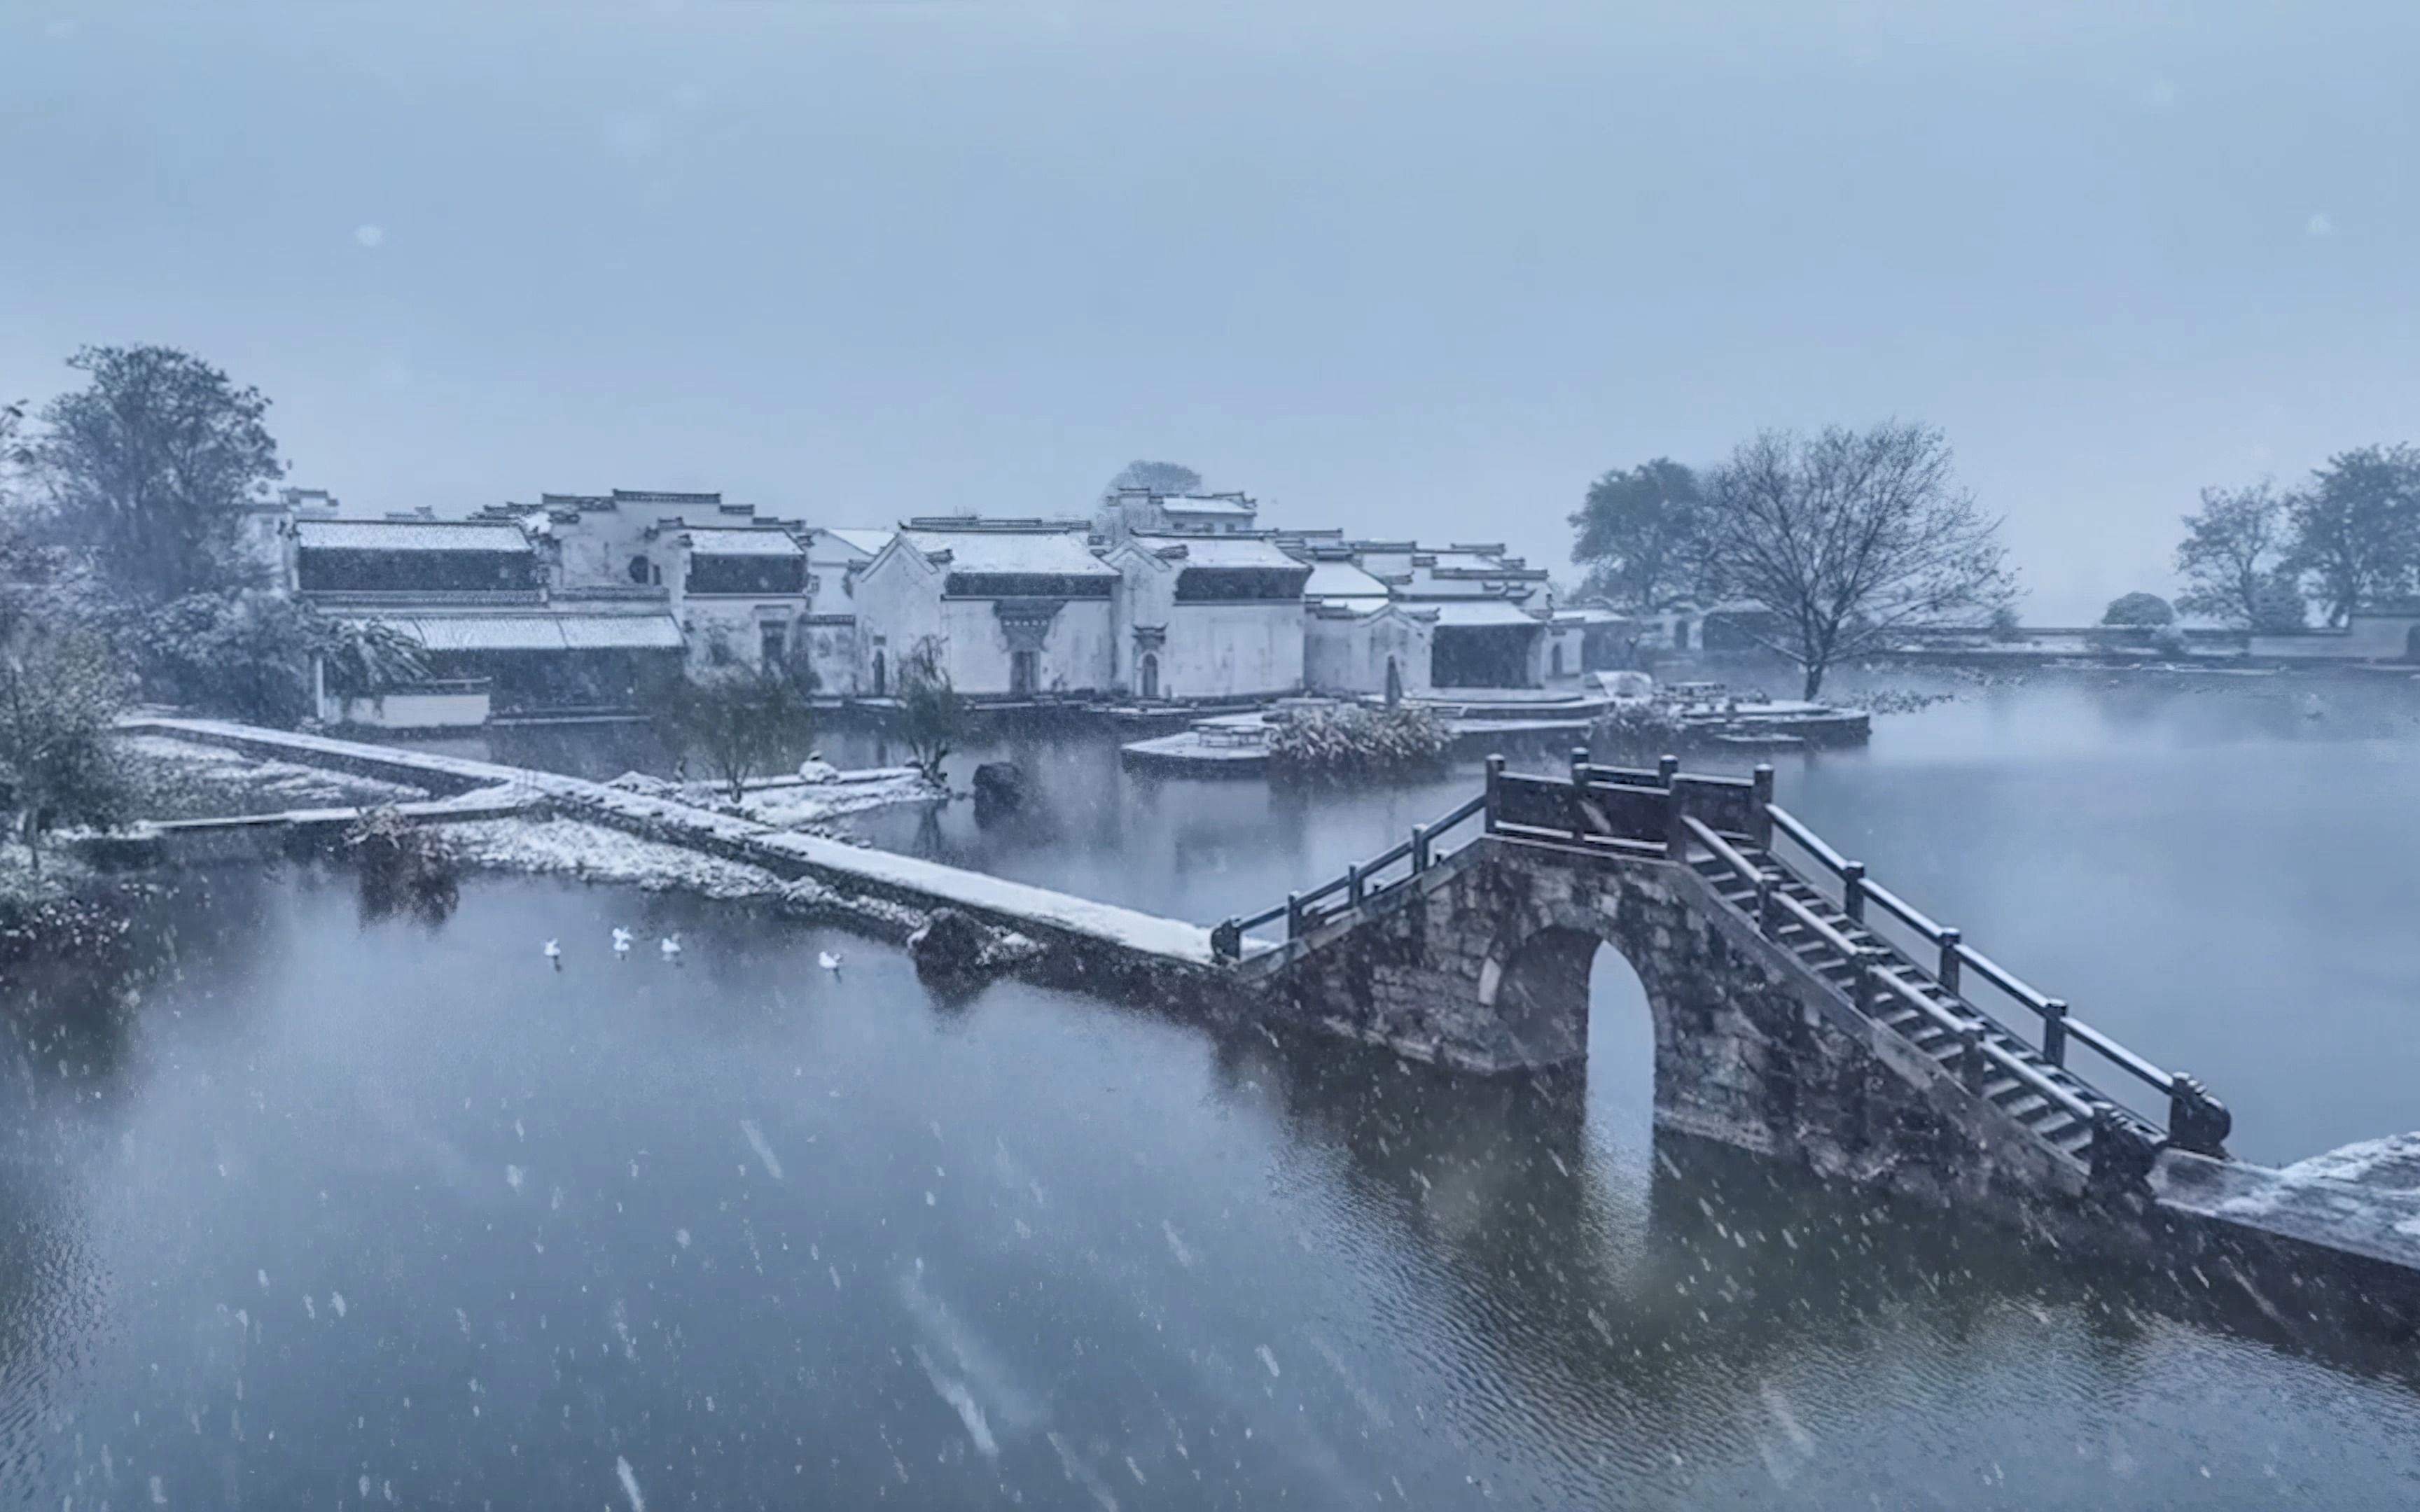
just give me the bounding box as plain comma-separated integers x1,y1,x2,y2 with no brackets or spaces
2101,592,2175,628
342,807,459,918
1588,700,1683,758
1267,704,1452,777
0,621,132,874
116,591,426,727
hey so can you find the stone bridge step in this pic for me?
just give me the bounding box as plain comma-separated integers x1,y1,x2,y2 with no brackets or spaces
1687,848,2116,1166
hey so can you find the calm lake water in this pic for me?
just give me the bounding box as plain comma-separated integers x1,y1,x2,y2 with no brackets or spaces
5,666,2419,1506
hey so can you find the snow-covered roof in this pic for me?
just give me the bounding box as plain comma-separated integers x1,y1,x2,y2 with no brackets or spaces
354,612,684,652
297,519,532,554
1304,561,1390,600
1157,495,1256,517
819,528,894,559
682,527,802,558
1136,536,1307,572
902,528,1116,578
1428,601,1548,629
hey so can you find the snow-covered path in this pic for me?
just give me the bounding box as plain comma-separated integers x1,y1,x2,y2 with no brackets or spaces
120,715,1221,966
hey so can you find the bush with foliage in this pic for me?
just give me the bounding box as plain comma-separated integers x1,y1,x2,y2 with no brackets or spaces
1267,704,1452,778
1587,700,1684,759
342,806,459,920
0,622,133,874
116,591,426,727
2101,592,2175,627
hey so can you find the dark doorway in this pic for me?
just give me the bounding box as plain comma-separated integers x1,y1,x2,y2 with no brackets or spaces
871,650,886,698
1139,652,1160,700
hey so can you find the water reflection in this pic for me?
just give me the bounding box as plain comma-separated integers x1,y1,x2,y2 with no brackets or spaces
0,866,2414,1506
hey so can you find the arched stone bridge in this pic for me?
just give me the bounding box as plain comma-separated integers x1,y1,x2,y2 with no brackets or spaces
1221,755,2233,1208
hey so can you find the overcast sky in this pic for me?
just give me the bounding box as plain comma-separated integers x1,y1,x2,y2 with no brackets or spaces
5,0,2416,620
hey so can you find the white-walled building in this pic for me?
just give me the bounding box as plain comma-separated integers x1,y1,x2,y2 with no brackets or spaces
667,525,810,675
1098,489,1260,542
286,514,683,727
786,528,891,696
1104,535,1309,701
851,519,1119,698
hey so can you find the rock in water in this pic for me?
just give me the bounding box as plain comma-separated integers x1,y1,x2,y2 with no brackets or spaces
971,762,1027,820
910,899,1006,987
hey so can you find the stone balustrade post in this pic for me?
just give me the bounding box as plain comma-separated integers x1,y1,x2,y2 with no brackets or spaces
1959,1024,1987,1093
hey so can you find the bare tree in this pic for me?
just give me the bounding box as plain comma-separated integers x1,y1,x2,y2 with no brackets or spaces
896,637,964,785
1699,422,2013,699
646,666,816,805
2175,481,2300,629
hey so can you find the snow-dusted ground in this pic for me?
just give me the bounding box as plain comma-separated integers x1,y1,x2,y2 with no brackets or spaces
122,734,430,813
2156,1130,2420,1263
123,715,1221,963
2269,1132,2420,1192
446,816,788,899
445,815,936,936
601,768,939,831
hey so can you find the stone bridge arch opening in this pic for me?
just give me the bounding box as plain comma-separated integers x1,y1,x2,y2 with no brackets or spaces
1491,923,1657,1184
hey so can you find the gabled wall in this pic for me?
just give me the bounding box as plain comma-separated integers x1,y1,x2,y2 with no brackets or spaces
1305,608,1434,699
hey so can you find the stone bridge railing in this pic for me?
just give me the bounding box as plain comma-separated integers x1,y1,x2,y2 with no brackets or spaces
1221,750,2231,1158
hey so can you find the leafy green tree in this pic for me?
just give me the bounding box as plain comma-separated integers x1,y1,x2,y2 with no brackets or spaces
2287,445,2420,626
1698,423,2013,699
30,346,284,603
2176,481,2295,628
0,622,131,874
2101,592,2174,626
1568,458,1705,611
896,637,964,785
648,666,817,804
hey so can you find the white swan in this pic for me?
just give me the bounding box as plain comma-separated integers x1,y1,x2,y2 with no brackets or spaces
543,939,562,967
611,927,634,957
661,934,683,962
818,950,843,972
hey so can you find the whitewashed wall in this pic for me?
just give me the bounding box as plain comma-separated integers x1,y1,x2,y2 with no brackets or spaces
800,619,858,696
326,687,492,731
676,597,798,673
1160,602,1304,699
1305,610,1433,698
936,598,1116,695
